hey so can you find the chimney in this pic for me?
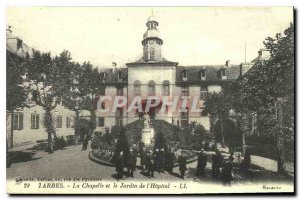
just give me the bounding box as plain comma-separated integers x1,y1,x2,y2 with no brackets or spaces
258,49,270,60
6,26,12,38
225,60,231,67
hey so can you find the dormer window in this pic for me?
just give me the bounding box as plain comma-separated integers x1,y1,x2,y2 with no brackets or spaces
118,71,123,82
17,39,23,50
100,72,107,82
198,69,206,80
181,70,187,81
221,68,227,80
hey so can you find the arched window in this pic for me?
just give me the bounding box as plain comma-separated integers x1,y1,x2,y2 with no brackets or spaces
148,80,156,96
149,49,155,61
134,80,141,96
162,80,170,96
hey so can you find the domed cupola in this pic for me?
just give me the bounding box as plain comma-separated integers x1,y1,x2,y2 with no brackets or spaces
142,15,163,62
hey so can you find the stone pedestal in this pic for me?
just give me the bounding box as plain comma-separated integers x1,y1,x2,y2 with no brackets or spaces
141,128,155,146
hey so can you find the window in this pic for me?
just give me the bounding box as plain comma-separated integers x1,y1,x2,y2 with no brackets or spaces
134,80,141,96
101,102,105,109
181,87,189,96
13,112,23,130
118,71,123,82
222,69,226,76
181,70,187,81
66,116,71,128
199,69,206,80
117,87,123,96
56,115,62,128
180,110,189,127
148,80,156,96
17,39,22,50
162,80,170,96
31,113,40,129
98,117,105,127
150,50,155,61
100,72,107,82
200,86,208,100
115,108,123,127
221,68,227,79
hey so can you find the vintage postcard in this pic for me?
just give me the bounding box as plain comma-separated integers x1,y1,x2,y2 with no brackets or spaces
6,7,294,194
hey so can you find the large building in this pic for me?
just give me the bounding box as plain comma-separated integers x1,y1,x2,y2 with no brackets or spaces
7,15,269,148
93,15,269,133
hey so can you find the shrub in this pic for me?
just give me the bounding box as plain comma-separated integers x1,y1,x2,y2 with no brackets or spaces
53,136,67,150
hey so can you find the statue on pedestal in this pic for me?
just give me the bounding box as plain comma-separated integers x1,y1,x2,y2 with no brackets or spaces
143,113,150,129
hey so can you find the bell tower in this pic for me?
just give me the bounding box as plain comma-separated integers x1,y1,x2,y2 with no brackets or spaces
142,15,163,62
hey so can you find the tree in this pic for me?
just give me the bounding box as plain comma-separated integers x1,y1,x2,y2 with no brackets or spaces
76,62,103,132
25,50,73,153
237,23,294,173
204,91,232,146
6,50,27,151
6,51,27,112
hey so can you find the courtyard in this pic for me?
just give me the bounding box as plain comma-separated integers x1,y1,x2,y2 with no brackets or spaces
7,144,293,185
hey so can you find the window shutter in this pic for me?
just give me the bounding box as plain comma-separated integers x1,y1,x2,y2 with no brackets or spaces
31,114,34,129
36,114,39,129
13,113,18,130
19,113,23,130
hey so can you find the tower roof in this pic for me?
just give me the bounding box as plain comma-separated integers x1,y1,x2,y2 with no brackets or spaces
147,15,158,23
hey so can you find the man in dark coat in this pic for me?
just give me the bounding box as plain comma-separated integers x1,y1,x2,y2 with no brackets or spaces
221,157,233,185
240,149,251,173
178,151,187,179
167,148,176,173
138,139,145,152
127,148,137,178
146,151,155,177
196,149,208,177
140,147,147,171
158,149,165,173
212,149,223,178
82,131,92,151
154,149,160,172
115,151,124,179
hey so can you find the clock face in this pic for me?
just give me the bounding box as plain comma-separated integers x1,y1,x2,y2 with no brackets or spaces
149,40,154,44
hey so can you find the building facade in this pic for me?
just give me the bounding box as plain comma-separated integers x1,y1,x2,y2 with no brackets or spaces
94,15,268,133
7,15,269,148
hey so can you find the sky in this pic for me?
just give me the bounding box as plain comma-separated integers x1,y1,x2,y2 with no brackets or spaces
7,7,293,68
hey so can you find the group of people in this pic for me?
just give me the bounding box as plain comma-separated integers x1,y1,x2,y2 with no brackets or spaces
114,145,251,184
196,148,251,185
195,149,234,184
114,147,189,179
115,147,138,179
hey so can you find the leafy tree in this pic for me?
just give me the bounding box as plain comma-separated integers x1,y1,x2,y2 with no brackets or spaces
25,50,73,153
6,51,27,112
237,23,294,172
204,91,232,146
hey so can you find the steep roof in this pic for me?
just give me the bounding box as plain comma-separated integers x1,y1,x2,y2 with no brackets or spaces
176,65,240,83
127,57,178,66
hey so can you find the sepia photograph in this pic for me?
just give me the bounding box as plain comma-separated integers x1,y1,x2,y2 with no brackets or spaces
5,7,294,194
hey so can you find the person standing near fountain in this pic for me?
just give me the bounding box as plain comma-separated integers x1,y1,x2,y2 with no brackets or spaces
140,147,147,171
146,150,155,177
178,151,187,179
116,151,125,179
